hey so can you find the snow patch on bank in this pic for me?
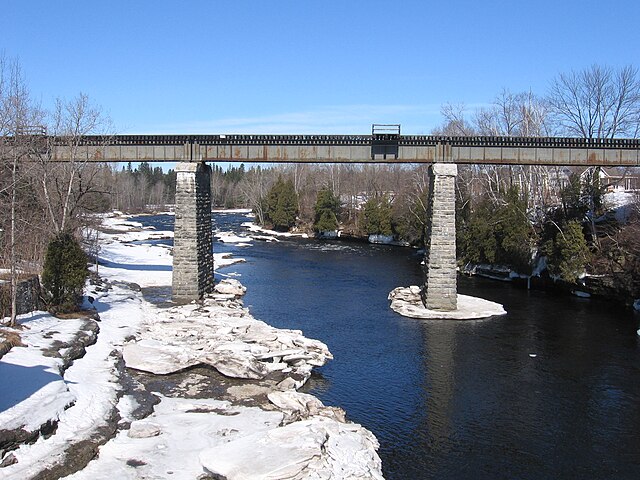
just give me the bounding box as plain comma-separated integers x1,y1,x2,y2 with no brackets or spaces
0,313,84,431
1,282,155,479
243,221,309,240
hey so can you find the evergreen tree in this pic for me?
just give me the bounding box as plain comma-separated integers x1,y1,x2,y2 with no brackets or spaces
560,173,584,220
546,220,591,282
362,196,392,236
264,177,299,231
459,198,497,264
313,186,340,232
494,186,535,273
458,187,535,273
42,232,88,313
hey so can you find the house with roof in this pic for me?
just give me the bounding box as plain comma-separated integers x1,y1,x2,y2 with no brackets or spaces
579,167,640,192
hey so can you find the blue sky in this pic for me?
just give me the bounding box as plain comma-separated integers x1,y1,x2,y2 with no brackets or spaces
2,0,639,135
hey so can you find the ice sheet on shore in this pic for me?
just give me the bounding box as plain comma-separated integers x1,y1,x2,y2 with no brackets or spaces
389,285,507,319
123,279,332,386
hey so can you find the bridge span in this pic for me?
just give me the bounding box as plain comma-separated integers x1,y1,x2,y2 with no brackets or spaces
46,134,640,166
14,133,640,312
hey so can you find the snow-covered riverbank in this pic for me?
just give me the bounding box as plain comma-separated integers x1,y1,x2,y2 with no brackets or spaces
0,212,383,479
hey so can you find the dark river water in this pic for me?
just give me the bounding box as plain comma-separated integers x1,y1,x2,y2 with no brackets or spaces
131,212,640,479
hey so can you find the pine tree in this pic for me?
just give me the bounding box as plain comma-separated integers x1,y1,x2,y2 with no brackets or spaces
264,177,299,231
459,198,497,264
494,186,535,273
42,232,88,313
313,186,340,232
362,196,393,236
546,220,591,282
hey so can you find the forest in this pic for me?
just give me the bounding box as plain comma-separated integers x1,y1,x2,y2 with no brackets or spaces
2,59,640,323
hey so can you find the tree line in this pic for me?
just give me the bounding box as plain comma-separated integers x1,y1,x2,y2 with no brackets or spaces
2,59,639,323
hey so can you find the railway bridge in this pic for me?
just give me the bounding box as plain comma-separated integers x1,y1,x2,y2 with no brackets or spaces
23,131,640,310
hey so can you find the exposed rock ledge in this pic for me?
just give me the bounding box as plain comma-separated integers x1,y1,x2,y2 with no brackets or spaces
389,285,507,320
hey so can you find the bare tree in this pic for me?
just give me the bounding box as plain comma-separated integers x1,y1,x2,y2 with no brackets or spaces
238,167,272,226
548,64,640,139
37,93,113,234
434,103,476,136
0,56,43,326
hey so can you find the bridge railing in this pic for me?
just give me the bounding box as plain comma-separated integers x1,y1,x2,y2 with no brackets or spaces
65,134,640,149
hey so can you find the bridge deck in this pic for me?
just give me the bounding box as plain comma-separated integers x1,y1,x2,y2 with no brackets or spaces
12,134,640,166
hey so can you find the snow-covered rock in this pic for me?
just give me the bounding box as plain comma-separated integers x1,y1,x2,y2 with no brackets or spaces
634,299,640,311
200,417,383,480
123,292,333,385
127,420,162,438
214,278,247,297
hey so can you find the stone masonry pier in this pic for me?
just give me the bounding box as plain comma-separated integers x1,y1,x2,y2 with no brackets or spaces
422,164,458,311
172,162,214,302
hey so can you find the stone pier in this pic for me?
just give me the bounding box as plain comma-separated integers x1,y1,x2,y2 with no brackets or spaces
172,162,214,301
422,163,458,311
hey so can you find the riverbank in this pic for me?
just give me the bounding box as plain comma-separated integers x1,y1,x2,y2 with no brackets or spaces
0,212,383,479
462,262,640,310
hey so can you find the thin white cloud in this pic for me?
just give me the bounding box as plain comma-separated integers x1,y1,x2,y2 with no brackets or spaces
136,104,443,135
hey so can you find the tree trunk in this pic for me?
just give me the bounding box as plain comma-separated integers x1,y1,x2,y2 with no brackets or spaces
10,150,17,326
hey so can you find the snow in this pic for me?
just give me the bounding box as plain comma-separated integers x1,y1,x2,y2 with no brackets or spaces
0,211,383,479
0,313,78,431
1,282,154,479
602,191,638,223
388,286,507,320
603,191,636,210
93,215,244,288
243,221,310,239
65,395,286,480
215,231,253,244
212,208,252,214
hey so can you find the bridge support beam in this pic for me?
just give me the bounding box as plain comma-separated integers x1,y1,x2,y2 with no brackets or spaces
172,162,214,302
422,163,458,311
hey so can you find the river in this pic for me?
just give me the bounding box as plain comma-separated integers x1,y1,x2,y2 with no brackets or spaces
131,212,640,479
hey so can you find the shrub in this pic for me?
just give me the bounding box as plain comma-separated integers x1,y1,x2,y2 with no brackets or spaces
42,232,88,313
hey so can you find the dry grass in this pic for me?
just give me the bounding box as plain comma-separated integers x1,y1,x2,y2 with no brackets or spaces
0,328,25,359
